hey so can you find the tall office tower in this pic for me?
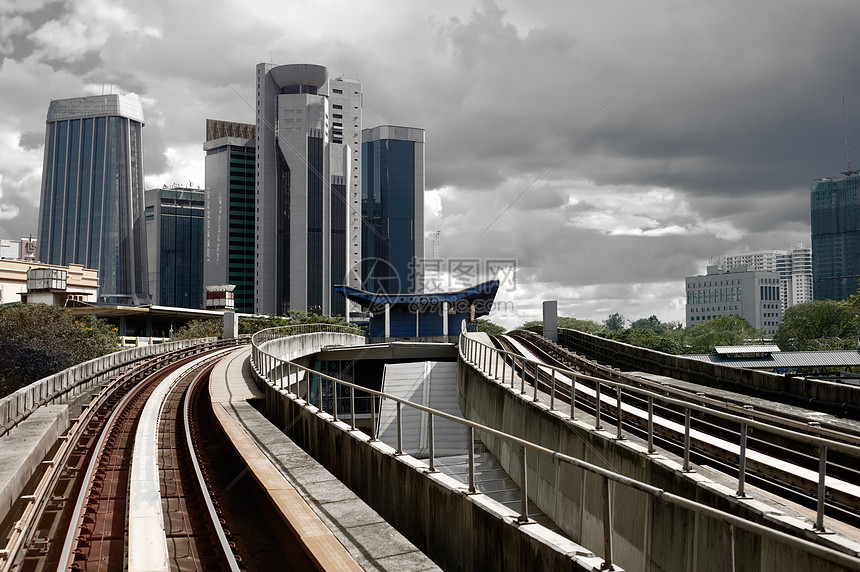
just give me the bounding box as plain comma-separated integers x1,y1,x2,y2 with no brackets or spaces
811,171,860,300
145,186,205,308
685,265,782,335
715,244,813,311
361,125,425,293
37,94,150,305
203,119,256,313
255,63,362,316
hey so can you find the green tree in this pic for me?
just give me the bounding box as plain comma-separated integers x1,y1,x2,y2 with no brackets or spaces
774,300,856,351
172,318,223,340
609,327,683,354
519,317,605,334
630,315,666,334
604,313,625,331
475,318,505,335
683,316,763,354
558,317,606,334
0,304,118,397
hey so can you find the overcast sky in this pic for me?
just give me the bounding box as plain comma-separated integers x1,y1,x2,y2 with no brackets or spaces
1,0,859,328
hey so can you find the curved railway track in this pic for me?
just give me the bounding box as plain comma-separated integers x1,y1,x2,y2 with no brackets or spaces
493,330,860,529
0,343,247,572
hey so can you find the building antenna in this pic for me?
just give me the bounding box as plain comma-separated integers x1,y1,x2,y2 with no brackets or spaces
843,95,852,173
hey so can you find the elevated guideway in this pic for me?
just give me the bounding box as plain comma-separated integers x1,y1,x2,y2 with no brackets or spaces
459,330,860,571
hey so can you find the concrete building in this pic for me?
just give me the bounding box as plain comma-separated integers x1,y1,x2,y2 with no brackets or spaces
361,125,425,294
0,258,98,305
37,94,150,305
145,186,205,308
685,265,782,335
714,244,812,311
254,63,362,317
811,171,860,300
203,119,255,313
0,237,37,261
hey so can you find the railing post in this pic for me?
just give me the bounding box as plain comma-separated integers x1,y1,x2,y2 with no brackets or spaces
518,446,530,524
533,363,540,401
468,426,476,493
370,394,377,440
615,387,624,440
501,354,507,385
595,382,602,431
350,389,356,430
736,422,748,497
570,373,576,420
520,358,526,394
683,408,692,472
395,401,403,455
332,379,339,422
814,445,828,532
428,414,436,472
601,476,614,570
550,369,556,410
647,397,655,454
494,352,499,379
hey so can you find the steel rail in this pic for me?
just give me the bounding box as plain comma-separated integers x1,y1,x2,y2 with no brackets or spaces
127,349,236,572
512,329,860,443
182,361,242,572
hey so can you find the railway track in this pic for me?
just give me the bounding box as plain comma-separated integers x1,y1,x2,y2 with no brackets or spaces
0,343,247,572
492,330,860,529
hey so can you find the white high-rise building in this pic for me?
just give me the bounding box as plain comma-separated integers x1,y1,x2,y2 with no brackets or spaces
713,244,812,311
254,64,362,316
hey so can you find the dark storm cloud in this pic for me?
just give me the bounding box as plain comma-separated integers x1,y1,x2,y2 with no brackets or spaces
1,0,856,325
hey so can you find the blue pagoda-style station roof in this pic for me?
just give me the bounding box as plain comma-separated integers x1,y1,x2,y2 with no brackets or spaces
334,280,500,339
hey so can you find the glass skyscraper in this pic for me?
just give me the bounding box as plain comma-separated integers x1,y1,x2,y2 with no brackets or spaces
361,126,425,293
811,171,860,300
255,63,362,317
145,187,205,308
203,119,256,313
37,94,150,305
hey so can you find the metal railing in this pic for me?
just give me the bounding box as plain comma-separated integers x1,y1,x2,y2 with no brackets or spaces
249,326,860,571
458,333,860,534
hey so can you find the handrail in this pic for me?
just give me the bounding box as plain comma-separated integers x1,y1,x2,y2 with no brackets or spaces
249,327,860,570
458,331,860,535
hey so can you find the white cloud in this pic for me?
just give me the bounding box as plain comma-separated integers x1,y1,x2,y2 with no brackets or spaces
28,0,158,61
565,183,743,240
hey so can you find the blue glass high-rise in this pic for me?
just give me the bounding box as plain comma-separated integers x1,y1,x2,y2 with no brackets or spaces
37,94,150,305
361,126,425,293
811,171,860,300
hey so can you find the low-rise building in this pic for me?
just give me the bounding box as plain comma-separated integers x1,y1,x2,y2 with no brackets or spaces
685,265,782,335
0,259,98,305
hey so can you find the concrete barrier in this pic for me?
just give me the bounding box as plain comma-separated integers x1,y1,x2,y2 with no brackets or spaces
252,328,609,572
0,337,219,437
456,354,859,572
555,328,860,415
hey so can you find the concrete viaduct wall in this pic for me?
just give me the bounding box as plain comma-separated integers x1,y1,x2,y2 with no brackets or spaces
254,332,606,571
555,328,860,415
456,356,855,572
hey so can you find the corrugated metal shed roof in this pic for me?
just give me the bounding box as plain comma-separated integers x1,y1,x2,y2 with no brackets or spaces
686,350,860,369
713,345,781,355
377,362,466,458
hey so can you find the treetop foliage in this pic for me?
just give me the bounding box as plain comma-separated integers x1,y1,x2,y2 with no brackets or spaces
0,303,118,398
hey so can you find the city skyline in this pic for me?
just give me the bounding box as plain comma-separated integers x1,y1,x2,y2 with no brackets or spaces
2,1,860,328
